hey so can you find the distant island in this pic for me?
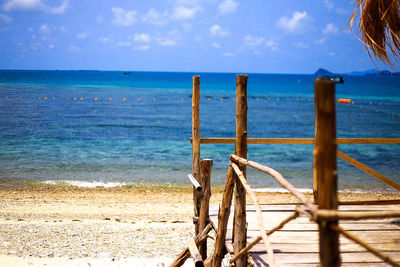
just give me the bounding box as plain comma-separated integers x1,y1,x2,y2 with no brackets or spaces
315,68,400,77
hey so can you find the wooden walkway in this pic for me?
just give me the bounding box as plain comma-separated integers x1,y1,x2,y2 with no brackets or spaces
210,204,400,266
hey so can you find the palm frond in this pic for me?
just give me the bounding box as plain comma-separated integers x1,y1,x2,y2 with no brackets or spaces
348,0,400,68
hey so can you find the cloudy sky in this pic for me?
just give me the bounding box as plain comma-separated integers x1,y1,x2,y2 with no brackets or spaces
0,0,391,73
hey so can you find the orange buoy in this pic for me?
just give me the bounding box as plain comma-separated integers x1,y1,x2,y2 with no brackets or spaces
338,98,351,104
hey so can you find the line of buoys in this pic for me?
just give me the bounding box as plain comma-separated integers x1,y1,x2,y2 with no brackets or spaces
2,96,399,112
338,98,352,104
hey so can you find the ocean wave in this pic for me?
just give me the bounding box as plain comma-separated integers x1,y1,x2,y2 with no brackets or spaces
43,180,126,188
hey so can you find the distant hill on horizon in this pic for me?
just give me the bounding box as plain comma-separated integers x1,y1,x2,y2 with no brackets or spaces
314,68,400,77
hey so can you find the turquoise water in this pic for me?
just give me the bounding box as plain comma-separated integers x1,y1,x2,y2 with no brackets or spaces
0,70,399,191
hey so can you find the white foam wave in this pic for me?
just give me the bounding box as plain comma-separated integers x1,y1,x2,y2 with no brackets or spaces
43,180,127,188
252,187,313,193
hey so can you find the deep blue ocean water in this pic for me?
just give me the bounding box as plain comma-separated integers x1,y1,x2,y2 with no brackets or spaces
0,70,399,191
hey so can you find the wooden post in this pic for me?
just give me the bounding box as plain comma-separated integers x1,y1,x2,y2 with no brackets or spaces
187,232,204,267
211,166,235,267
234,74,248,267
192,75,201,235
199,159,212,260
314,77,340,267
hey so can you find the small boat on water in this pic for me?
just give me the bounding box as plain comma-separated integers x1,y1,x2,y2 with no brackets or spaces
323,74,344,83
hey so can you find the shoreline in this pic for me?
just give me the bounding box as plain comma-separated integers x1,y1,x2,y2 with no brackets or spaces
0,180,398,266
1,177,398,194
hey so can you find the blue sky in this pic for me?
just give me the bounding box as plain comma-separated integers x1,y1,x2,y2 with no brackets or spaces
0,0,391,73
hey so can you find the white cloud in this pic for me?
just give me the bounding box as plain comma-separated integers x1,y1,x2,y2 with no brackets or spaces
244,35,264,47
76,32,88,39
212,42,220,48
324,0,333,10
3,0,44,11
134,45,150,51
99,36,111,43
171,5,201,20
112,7,136,26
48,44,54,49
218,0,238,15
68,45,80,52
277,11,309,33
335,7,349,15
222,52,234,57
59,26,67,33
134,33,151,43
142,8,168,25
182,22,192,31
265,39,278,51
49,1,67,14
0,12,12,23
322,23,338,35
39,24,52,34
316,37,327,44
295,42,310,49
2,0,68,14
209,24,230,37
157,37,178,46
117,41,132,47
328,52,335,56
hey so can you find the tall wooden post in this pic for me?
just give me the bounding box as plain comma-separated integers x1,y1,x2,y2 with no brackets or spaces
234,74,248,267
192,75,201,235
199,159,212,260
314,78,340,267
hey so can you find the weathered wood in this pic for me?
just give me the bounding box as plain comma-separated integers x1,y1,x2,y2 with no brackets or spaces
190,137,400,145
230,154,316,212
231,162,276,266
337,150,400,191
187,232,204,267
210,204,400,266
192,75,201,235
317,209,400,221
340,199,400,205
188,174,202,192
314,77,340,267
331,224,400,267
199,159,213,260
211,166,235,267
234,74,248,267
170,223,213,267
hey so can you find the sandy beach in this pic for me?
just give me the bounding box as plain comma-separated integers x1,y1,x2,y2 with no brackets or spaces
0,182,398,266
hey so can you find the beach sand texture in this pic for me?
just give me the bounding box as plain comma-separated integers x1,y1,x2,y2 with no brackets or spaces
0,184,399,266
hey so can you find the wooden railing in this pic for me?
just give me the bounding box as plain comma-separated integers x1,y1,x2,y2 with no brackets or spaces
214,154,400,267
171,75,400,267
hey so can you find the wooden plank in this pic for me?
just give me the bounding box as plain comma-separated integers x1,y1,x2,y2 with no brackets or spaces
190,137,400,145
211,166,235,267
251,251,400,265
231,162,276,266
225,230,400,244
210,204,400,266
236,241,400,253
234,74,248,267
337,150,400,191
192,75,201,235
314,77,339,266
199,159,212,259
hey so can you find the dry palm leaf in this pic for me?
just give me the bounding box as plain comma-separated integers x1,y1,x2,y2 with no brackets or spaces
347,0,400,67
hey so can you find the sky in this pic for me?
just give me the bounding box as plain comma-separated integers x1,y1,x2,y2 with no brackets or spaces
0,0,393,74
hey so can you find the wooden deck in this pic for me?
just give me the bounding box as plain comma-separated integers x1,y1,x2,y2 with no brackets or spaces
210,204,400,266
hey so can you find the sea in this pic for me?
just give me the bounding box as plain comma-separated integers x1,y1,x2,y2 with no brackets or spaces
0,70,399,192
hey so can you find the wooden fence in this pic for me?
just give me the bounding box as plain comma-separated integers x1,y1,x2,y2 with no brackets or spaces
171,75,400,267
